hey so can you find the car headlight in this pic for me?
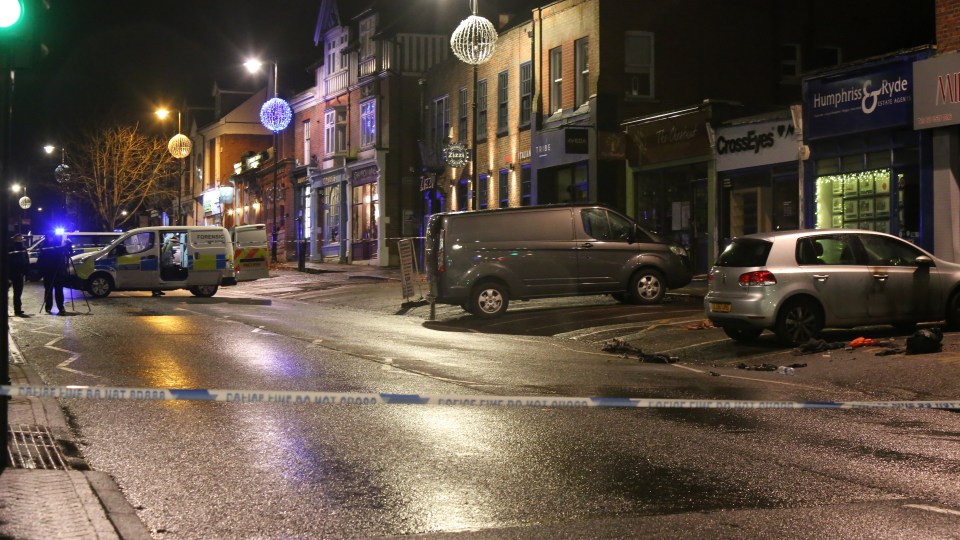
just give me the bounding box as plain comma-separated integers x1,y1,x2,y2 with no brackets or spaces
669,245,688,257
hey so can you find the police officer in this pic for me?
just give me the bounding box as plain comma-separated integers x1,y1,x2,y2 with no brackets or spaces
7,233,29,316
37,235,69,315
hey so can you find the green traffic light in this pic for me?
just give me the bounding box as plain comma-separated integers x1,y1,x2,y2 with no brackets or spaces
0,0,23,28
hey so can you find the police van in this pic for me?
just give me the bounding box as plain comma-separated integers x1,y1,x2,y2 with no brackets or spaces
231,224,270,281
67,225,268,298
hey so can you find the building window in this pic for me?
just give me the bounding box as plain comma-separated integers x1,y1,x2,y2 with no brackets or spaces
359,15,377,59
324,108,347,155
479,173,489,209
497,70,508,134
303,186,312,245
457,179,469,211
433,95,450,148
352,182,378,241
780,43,801,82
360,100,376,147
477,79,488,140
323,185,340,245
520,165,532,206
499,169,509,207
458,87,468,142
575,37,589,108
549,46,562,114
625,31,654,98
519,61,532,126
302,120,311,166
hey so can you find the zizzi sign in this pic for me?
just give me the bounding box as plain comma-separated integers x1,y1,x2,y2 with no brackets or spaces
803,58,915,140
715,120,797,171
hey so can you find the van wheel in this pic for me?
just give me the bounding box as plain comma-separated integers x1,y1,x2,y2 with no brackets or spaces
87,275,113,298
189,285,219,297
629,269,666,305
611,292,629,303
470,281,509,318
775,298,823,346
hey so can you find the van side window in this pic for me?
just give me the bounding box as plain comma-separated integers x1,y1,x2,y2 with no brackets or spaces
582,209,632,242
122,232,155,255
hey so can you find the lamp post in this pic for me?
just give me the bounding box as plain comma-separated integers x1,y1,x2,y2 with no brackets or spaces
245,58,292,262
11,182,29,233
451,0,497,211
156,108,193,226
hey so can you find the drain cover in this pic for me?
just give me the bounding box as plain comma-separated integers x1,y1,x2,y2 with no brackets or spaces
7,425,70,470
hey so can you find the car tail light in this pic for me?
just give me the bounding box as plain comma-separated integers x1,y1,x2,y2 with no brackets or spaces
738,270,776,286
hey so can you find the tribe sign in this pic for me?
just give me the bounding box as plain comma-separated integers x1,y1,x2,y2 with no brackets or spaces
443,143,469,168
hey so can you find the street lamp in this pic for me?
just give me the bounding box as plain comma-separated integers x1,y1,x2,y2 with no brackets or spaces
10,182,30,233
451,0,497,210
246,57,292,262
156,107,193,226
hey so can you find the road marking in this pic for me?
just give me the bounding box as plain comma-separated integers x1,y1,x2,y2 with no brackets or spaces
44,337,99,379
903,504,960,516
661,337,731,353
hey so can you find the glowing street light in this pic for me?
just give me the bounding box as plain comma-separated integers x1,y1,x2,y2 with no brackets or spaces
245,57,291,262
156,107,193,225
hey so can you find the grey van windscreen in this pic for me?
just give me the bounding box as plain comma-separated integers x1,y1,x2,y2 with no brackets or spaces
447,210,573,242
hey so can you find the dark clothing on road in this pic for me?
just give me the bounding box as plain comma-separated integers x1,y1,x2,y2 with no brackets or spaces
37,238,70,314
7,235,29,315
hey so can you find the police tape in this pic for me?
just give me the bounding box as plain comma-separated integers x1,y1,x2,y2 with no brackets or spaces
3,384,960,410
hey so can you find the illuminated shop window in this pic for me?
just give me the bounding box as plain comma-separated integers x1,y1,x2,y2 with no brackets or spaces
814,169,891,233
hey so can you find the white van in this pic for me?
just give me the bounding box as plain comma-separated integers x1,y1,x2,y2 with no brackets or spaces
67,226,265,298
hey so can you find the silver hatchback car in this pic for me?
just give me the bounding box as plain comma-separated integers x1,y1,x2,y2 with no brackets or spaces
705,229,960,345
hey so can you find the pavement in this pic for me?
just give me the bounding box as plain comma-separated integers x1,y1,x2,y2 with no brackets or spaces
0,260,712,539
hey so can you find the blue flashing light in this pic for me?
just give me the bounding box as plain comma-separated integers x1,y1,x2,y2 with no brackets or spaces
54,227,65,236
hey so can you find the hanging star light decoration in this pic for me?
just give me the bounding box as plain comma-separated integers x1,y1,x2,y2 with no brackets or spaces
168,133,193,159
260,97,293,132
55,163,71,184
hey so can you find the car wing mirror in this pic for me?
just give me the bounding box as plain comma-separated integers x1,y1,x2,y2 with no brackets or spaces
915,255,934,267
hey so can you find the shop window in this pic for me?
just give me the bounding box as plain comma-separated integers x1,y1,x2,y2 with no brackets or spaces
521,166,532,206
324,185,340,244
499,169,509,208
814,169,892,234
478,174,489,209
898,170,920,241
352,182,378,241
457,179,469,211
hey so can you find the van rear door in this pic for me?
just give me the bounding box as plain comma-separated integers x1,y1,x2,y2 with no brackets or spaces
186,228,229,285
232,224,270,281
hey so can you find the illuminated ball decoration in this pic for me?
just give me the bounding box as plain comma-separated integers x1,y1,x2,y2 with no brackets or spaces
55,163,71,184
260,97,292,132
450,15,497,65
168,133,193,159
19,196,31,210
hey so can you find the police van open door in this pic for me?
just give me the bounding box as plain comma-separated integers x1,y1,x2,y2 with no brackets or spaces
232,224,270,281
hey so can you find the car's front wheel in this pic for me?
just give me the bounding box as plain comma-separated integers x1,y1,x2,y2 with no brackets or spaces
629,269,666,305
722,327,763,343
87,274,113,298
775,298,823,346
469,281,509,318
189,285,219,297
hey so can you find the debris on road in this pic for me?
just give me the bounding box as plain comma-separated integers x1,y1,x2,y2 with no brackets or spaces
685,319,714,330
737,362,807,372
906,328,943,354
601,338,679,363
792,339,847,355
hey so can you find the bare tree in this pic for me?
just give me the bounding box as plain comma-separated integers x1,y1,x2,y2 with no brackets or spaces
66,123,176,230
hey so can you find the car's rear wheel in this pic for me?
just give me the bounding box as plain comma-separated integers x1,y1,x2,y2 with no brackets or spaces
722,327,763,343
189,285,219,297
629,269,666,305
775,298,823,346
469,281,509,318
87,274,113,298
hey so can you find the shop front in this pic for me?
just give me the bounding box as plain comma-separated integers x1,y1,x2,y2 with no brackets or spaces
530,127,593,205
623,106,724,274
310,169,347,262
715,112,801,247
802,49,933,250
913,50,960,261
348,163,379,262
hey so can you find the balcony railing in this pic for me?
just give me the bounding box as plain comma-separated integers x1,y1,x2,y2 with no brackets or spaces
359,56,376,78
324,69,349,96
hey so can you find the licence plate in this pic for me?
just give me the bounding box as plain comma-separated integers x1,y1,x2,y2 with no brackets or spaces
710,302,732,313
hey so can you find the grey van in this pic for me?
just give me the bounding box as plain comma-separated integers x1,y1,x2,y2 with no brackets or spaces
425,205,692,318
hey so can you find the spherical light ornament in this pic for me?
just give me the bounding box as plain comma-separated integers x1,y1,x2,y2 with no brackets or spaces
168,133,193,159
260,97,292,132
55,163,71,184
18,196,31,210
450,15,498,65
